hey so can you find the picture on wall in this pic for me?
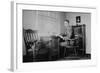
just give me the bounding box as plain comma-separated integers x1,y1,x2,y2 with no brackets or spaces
22,10,91,63
76,16,81,23
11,2,96,71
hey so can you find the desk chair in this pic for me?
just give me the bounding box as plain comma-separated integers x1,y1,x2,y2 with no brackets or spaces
60,39,79,58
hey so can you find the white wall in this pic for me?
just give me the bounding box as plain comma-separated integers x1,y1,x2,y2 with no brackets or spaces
65,12,91,54
59,12,66,33
23,10,37,30
23,10,61,34
23,10,63,55
37,11,61,36
23,10,37,55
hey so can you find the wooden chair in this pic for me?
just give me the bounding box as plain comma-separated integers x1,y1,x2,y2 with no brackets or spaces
60,38,79,58
23,29,39,61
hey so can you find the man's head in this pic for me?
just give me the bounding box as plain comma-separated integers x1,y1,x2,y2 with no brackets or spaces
64,19,69,27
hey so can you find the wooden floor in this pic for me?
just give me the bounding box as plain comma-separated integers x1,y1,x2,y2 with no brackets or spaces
23,54,91,63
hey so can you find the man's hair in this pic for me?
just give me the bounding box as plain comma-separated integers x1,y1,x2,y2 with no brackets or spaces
65,20,69,23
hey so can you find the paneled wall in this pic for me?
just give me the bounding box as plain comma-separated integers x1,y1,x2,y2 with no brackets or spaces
23,10,37,30
23,10,64,55
37,10,61,36
23,10,62,36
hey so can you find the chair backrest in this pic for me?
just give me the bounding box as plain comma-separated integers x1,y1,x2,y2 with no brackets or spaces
23,29,39,55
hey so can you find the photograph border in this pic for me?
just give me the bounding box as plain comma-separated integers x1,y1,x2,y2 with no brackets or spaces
11,1,97,71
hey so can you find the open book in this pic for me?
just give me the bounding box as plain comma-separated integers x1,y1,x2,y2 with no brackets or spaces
56,34,65,40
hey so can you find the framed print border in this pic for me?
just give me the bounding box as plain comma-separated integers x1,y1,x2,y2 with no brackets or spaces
11,1,97,72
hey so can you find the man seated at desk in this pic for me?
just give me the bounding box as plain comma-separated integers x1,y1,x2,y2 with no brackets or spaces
57,19,73,58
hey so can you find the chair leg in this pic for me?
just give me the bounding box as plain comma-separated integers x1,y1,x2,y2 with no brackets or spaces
74,48,77,56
